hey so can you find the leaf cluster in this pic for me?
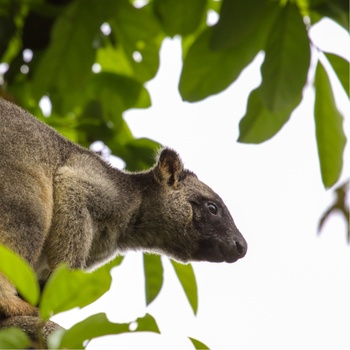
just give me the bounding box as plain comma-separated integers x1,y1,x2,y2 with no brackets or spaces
0,245,204,349
1,0,163,170
0,244,154,349
179,0,348,191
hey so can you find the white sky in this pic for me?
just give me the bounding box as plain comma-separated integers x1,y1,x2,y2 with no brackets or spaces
52,19,350,350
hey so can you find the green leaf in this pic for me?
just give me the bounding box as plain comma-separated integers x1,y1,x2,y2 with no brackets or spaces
0,244,39,306
238,87,292,143
0,328,31,349
179,6,277,102
47,328,66,350
309,0,349,30
179,29,257,102
211,0,271,50
109,1,163,83
105,117,160,171
58,313,160,349
88,72,151,116
97,44,134,78
0,14,16,58
143,254,164,305
32,0,111,109
325,52,349,97
188,336,210,350
122,137,161,171
314,61,347,188
76,100,114,147
154,0,207,37
171,260,198,315
40,256,123,320
260,2,310,112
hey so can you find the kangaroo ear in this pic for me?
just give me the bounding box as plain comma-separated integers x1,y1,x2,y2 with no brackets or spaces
154,148,184,188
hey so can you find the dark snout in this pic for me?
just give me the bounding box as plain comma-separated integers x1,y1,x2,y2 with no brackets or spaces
194,229,247,264
224,234,248,263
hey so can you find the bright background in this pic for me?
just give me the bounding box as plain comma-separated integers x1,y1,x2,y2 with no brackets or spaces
53,19,350,350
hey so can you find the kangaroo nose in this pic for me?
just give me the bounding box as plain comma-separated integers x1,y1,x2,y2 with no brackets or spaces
235,239,247,259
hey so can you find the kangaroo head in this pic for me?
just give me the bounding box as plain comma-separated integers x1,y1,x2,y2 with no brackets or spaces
135,148,247,264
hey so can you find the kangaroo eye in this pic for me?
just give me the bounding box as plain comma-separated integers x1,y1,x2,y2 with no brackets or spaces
207,202,218,215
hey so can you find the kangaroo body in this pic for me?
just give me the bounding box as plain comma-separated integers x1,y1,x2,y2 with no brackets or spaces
0,98,247,344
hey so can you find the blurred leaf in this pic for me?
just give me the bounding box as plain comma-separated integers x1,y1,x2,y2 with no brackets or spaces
39,111,80,143
325,52,349,97
107,132,160,172
0,328,31,349
237,87,291,143
40,256,123,320
47,328,66,350
309,0,349,30
0,14,16,58
32,0,111,110
58,313,160,349
260,2,310,112
188,336,210,350
0,244,40,306
88,72,151,116
97,44,134,78
180,3,279,102
0,1,23,66
171,260,198,315
180,29,258,102
143,254,164,305
6,79,36,112
76,100,113,146
109,1,163,83
123,137,161,171
109,118,135,149
154,0,206,37
314,61,346,188
211,0,271,50
73,70,153,147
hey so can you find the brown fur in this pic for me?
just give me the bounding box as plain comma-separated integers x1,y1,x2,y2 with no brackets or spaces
0,98,247,346
0,316,62,348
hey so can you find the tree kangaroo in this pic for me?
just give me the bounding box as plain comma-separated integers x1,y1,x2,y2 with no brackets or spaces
0,98,247,345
